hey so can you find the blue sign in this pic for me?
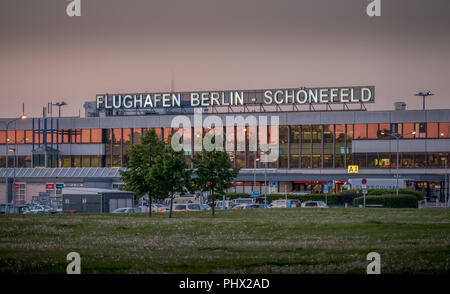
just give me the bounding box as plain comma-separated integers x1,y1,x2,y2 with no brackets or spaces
251,191,260,197
323,185,329,194
55,184,64,189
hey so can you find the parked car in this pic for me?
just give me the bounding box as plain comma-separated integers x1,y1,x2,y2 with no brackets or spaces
233,198,256,206
173,204,188,212
233,204,259,210
200,204,211,210
62,210,78,214
112,208,140,213
255,204,271,209
271,199,301,208
187,203,202,211
301,201,329,208
215,200,233,210
23,205,54,214
151,204,168,212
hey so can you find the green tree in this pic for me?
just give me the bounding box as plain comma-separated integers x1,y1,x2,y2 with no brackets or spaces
119,129,164,216
149,144,192,218
193,150,240,216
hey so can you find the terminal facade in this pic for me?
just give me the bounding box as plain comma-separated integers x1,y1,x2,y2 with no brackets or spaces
1,87,449,205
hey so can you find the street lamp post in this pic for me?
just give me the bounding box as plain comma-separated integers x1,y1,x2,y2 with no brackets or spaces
380,130,416,196
8,147,16,213
414,91,434,110
259,151,268,205
444,157,448,208
52,101,68,118
253,157,260,192
264,159,267,205
1,115,26,213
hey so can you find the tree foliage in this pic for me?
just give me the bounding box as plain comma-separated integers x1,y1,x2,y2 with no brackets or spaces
193,150,240,216
119,129,164,216
149,144,192,218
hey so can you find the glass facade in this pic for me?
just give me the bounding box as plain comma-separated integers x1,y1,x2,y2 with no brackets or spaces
0,122,449,168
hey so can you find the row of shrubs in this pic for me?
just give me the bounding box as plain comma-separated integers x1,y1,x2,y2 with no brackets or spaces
224,188,424,208
225,193,340,205
341,188,424,200
353,195,418,208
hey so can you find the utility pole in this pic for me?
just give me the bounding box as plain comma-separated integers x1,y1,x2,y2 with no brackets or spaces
380,130,416,196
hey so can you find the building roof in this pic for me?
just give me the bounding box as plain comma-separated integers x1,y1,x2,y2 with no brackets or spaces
0,168,124,178
62,187,132,195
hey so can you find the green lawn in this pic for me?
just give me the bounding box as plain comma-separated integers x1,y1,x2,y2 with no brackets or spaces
1,208,449,274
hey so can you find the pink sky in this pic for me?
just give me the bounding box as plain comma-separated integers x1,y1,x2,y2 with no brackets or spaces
1,0,449,118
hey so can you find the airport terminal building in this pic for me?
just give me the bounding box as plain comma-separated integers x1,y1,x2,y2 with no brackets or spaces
1,86,449,206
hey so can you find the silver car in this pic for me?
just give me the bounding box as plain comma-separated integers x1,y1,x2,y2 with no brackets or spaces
301,201,329,208
112,208,140,213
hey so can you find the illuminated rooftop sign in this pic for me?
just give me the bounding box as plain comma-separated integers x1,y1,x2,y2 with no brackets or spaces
95,86,375,109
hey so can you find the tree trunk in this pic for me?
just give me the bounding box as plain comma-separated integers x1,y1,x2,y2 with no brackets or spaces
148,194,152,217
169,192,174,218
211,190,215,217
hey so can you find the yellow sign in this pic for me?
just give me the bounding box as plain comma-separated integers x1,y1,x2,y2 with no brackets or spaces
348,165,359,174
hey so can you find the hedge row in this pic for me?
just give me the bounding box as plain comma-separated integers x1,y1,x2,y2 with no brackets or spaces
353,194,418,208
224,193,350,205
342,188,424,201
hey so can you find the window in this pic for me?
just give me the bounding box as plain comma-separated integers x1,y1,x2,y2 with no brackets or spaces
81,129,91,143
311,125,322,168
439,122,450,138
367,124,378,139
163,128,172,143
91,129,102,143
71,156,82,167
236,126,246,168
416,123,426,138
403,123,415,138
82,156,90,167
267,125,278,168
289,126,300,168
71,129,81,143
246,126,257,168
0,131,5,144
131,128,142,144
16,130,25,144
301,125,311,168
426,123,438,139
323,125,333,168
7,129,15,144
354,124,367,139
15,183,26,205
91,156,102,167
279,126,288,168
62,156,71,167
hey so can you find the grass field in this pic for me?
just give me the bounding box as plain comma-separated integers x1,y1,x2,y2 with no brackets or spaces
1,208,449,274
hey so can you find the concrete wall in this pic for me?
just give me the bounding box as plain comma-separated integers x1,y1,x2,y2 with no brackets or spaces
353,139,450,153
